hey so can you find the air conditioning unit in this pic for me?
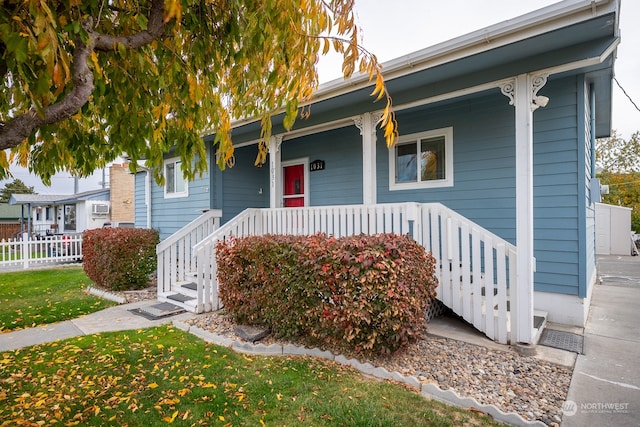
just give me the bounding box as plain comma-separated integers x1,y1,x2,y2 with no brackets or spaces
92,204,109,215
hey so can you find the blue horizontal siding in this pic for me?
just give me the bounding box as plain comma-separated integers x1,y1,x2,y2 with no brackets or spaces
378,90,517,244
282,126,363,206
219,145,269,223
583,78,596,297
151,160,211,240
533,76,581,295
134,172,147,228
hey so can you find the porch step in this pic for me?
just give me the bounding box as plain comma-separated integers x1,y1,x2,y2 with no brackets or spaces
181,282,197,291
157,280,200,313
132,302,186,320
532,310,548,345
158,292,198,313
166,293,193,303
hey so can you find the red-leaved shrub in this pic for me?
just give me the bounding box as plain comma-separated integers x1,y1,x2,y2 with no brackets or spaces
83,228,159,291
216,233,437,357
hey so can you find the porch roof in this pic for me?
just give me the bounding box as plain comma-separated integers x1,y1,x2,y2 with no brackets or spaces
226,0,619,144
8,194,64,206
9,189,110,206
56,189,110,203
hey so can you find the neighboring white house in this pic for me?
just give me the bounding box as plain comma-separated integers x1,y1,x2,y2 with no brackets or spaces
9,189,111,236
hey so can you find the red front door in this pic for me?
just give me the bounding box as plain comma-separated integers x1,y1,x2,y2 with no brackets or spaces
283,164,305,207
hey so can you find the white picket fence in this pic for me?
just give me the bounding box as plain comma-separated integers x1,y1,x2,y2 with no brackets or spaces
0,233,83,269
157,202,525,344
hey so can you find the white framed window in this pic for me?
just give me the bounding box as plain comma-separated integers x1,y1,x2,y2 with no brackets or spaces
164,157,189,198
389,127,454,190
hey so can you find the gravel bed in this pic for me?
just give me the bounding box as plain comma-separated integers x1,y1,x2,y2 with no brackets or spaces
89,286,157,303
185,311,571,426
89,274,158,303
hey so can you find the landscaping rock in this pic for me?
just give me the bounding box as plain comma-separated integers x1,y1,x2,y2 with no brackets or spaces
234,324,270,342
184,310,572,425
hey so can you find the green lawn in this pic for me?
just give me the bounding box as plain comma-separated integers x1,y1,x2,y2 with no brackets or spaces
0,250,49,261
0,325,503,426
0,266,116,332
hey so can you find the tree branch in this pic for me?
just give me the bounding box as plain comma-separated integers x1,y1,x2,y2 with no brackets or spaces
0,0,166,150
93,0,166,51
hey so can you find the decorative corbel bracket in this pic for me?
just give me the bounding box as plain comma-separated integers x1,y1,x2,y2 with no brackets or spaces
499,73,550,111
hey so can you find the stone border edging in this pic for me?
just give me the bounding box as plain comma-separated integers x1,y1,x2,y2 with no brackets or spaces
173,320,546,427
86,286,126,304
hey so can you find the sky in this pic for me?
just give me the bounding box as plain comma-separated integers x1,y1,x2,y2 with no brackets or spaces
2,0,639,195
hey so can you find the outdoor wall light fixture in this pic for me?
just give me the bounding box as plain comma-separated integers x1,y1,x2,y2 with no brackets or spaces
533,95,549,107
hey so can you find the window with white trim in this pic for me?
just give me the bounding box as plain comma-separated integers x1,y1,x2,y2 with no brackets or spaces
389,127,454,190
164,157,188,198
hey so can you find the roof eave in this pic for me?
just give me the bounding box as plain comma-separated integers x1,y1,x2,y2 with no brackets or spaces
223,0,620,132
313,0,618,100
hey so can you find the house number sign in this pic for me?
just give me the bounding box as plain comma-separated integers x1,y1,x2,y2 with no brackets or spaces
310,160,325,171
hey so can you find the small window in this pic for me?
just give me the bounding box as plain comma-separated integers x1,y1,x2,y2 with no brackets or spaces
390,127,453,190
164,157,188,198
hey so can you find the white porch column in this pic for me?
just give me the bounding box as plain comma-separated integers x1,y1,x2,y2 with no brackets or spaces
268,135,283,209
500,73,548,344
354,112,383,205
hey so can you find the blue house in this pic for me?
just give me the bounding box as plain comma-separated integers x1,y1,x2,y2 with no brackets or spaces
135,0,621,345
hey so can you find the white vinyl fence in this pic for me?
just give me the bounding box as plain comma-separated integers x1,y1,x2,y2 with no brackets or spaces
0,233,83,270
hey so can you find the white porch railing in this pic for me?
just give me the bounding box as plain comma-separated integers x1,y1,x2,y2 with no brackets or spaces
156,209,223,296
179,203,522,344
0,233,83,269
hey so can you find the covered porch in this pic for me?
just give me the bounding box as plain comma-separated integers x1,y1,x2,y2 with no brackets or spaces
156,202,542,345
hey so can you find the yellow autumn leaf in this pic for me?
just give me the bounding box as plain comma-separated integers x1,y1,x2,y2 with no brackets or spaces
164,0,182,23
163,410,179,423
90,51,102,76
36,32,50,51
148,382,159,389
322,38,330,55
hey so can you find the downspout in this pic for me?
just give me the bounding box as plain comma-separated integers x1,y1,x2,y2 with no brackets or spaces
135,162,153,229
145,169,152,228
590,84,596,178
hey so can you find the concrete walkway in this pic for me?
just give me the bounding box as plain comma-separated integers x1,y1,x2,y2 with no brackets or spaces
0,300,194,352
562,255,640,427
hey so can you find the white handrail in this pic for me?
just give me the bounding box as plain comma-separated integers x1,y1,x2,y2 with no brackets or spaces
169,202,524,343
156,209,222,296
157,209,223,253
